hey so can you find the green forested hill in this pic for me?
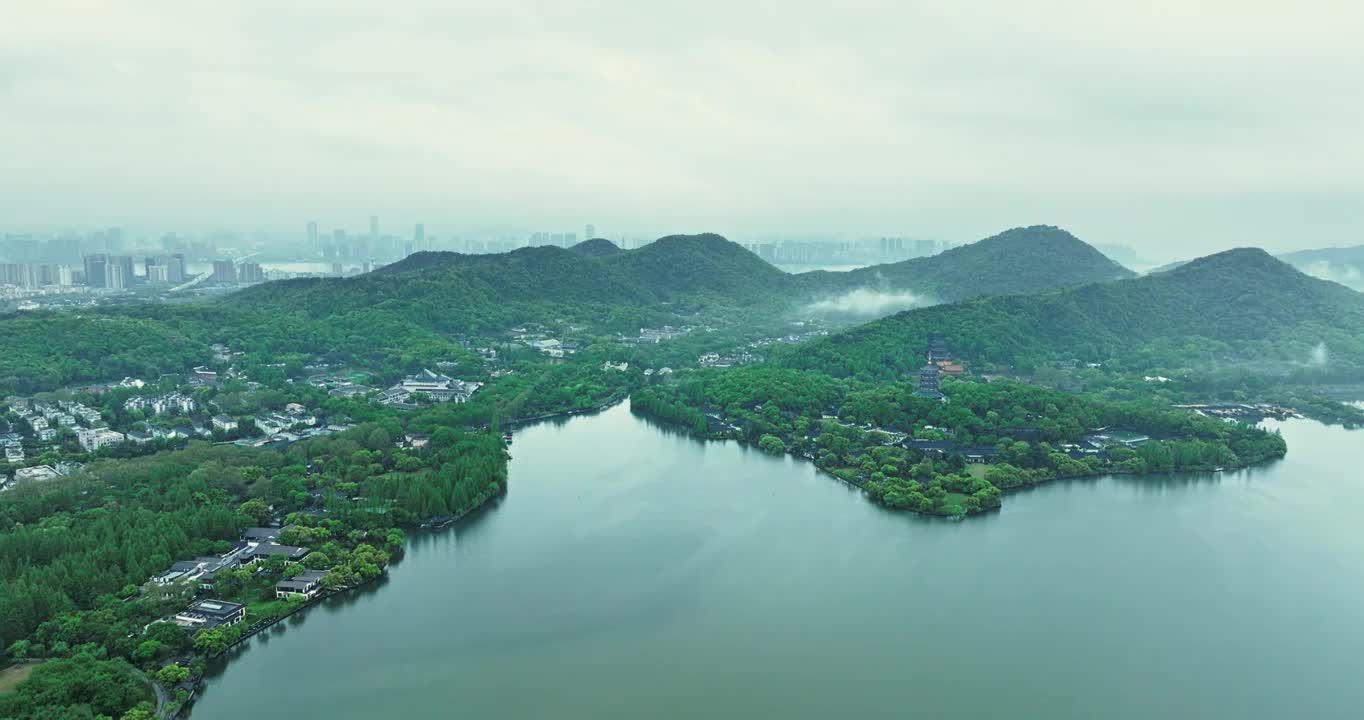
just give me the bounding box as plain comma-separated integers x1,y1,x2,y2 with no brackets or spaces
263,234,787,311
1150,244,1364,291
240,246,650,313
795,225,1135,302
595,233,792,301
249,226,1133,316
785,248,1364,381
0,315,210,394
570,238,625,257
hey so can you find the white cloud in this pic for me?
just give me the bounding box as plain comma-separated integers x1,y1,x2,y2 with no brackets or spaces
804,288,934,318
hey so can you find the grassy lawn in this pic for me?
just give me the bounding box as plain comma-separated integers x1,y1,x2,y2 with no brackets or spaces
244,597,296,620
0,663,37,695
944,492,970,506
966,464,989,479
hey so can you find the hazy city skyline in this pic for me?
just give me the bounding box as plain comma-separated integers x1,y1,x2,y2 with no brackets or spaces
4,2,1361,258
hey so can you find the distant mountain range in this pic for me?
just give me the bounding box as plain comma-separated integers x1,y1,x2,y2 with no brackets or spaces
785,247,1364,381
1277,245,1364,291
1149,244,1364,292
798,225,1134,303
239,225,1135,323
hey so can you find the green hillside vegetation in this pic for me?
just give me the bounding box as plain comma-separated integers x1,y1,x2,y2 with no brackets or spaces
238,246,653,316
1149,244,1363,290
795,225,1135,302
569,238,624,257
600,234,792,301
239,227,1133,318
785,248,1364,383
0,315,210,395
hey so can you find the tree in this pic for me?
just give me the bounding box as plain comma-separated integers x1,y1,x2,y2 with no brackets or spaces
238,498,272,525
757,434,785,454
121,704,155,720
131,639,162,663
192,629,228,656
364,427,392,451
156,663,190,686
144,622,191,654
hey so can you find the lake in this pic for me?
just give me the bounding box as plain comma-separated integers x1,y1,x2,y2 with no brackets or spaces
189,402,1364,719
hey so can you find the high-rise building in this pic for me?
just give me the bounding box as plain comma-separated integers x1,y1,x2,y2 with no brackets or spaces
166,254,186,283
83,254,109,288
586,224,596,240
307,221,319,248
878,237,905,256
369,215,379,244
104,260,128,290
0,263,32,288
113,255,135,287
212,260,236,283
413,223,425,252
145,253,187,284
238,262,265,283
31,263,66,286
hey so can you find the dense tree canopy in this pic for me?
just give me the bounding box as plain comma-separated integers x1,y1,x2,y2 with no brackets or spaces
634,368,1287,517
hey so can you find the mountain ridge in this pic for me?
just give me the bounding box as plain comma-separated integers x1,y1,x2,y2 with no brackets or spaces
784,247,1364,380
570,238,624,257
311,225,1131,308
231,226,1146,332
796,225,1134,302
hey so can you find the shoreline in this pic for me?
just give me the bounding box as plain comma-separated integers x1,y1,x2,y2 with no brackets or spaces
499,393,627,430
176,397,626,716
175,471,509,718
629,404,1285,519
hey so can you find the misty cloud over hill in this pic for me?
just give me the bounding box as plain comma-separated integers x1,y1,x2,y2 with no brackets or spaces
803,288,935,318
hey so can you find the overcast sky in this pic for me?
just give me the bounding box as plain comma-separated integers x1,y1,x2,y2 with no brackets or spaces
3,1,1361,258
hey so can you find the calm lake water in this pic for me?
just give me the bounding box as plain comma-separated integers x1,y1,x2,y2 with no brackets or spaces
190,402,1364,719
